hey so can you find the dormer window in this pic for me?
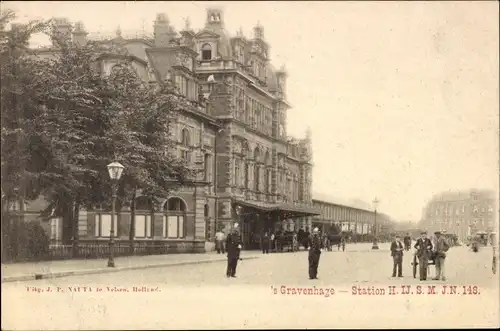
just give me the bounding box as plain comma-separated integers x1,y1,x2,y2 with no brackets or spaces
202,43,212,60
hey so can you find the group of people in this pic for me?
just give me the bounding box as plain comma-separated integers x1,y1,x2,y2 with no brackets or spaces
217,224,325,279
221,224,452,281
390,231,449,280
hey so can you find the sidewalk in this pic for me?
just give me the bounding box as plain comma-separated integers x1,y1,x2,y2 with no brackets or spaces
1,251,261,283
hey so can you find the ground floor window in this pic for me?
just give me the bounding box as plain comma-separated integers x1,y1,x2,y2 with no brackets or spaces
135,214,152,238
50,217,61,240
95,213,118,238
163,215,185,238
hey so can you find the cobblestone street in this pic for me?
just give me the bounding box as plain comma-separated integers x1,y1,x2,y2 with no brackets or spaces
3,244,498,329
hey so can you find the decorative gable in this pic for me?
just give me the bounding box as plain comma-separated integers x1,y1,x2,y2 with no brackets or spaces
194,30,220,40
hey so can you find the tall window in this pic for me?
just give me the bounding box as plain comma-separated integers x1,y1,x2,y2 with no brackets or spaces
181,128,190,160
135,215,152,238
50,218,61,240
175,75,189,97
254,166,260,191
244,163,249,189
201,43,212,60
234,158,240,187
134,196,153,238
94,213,118,238
204,154,212,183
163,198,186,239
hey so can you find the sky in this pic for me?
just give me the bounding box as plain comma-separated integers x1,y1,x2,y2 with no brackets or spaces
4,1,499,221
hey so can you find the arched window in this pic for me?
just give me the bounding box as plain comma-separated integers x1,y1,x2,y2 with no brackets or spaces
134,196,153,238
201,43,212,60
163,197,187,239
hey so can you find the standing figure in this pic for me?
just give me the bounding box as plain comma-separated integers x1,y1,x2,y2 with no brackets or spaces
261,232,270,254
215,229,225,254
226,224,242,278
270,232,275,252
292,232,298,252
433,231,449,281
307,228,322,280
404,234,411,251
414,231,433,281
390,235,404,277
341,236,346,252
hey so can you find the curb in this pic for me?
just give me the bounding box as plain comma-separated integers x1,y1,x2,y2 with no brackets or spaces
2,256,260,283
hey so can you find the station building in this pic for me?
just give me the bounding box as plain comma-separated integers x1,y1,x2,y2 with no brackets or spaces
3,8,320,254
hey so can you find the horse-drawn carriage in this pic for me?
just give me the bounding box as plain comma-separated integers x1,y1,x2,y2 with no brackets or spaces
469,231,489,252
323,234,345,251
273,231,299,252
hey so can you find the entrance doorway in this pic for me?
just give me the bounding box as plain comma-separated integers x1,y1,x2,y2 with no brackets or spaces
235,205,275,250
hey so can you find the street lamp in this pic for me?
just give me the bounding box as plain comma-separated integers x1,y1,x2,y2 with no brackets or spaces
372,197,380,250
106,162,125,267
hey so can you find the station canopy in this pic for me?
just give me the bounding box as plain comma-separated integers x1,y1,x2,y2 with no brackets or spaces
233,199,321,220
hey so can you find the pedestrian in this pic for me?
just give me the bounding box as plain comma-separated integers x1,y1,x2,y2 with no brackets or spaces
307,227,322,280
433,231,449,281
270,232,275,252
341,235,346,252
390,235,404,277
226,223,242,278
261,232,270,254
215,229,225,254
414,231,433,281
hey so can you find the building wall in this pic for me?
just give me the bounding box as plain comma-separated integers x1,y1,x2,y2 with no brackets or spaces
6,9,397,254
420,189,497,241
311,199,394,236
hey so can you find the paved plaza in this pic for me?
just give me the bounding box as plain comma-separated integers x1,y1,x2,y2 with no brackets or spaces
2,243,499,329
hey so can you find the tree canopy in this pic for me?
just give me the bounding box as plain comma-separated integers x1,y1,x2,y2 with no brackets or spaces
1,10,196,221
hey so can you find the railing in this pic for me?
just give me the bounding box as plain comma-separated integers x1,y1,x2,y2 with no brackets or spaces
3,240,204,263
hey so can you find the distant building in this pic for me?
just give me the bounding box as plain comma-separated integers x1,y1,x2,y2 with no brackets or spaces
419,189,497,240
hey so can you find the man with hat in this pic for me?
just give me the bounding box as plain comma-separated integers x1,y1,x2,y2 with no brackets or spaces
390,234,404,277
433,231,449,281
226,223,242,278
414,231,433,281
307,227,322,279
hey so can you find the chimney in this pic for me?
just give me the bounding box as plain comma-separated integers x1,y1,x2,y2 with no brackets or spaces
72,21,88,46
153,13,176,47
51,17,72,46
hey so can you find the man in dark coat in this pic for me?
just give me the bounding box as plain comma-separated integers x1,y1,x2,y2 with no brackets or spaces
261,232,270,254
390,235,404,277
414,231,433,281
226,224,242,278
307,227,322,279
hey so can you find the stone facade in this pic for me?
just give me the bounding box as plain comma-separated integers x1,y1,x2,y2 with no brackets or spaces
420,189,497,241
4,8,318,253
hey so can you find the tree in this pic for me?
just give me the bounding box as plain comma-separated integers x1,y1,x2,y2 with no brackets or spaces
1,11,197,256
0,10,52,208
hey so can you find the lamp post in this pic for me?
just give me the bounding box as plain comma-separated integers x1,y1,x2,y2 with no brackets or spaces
106,162,125,268
235,205,243,249
372,197,380,250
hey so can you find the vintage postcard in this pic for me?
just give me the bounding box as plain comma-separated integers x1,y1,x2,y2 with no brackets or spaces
1,1,499,329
